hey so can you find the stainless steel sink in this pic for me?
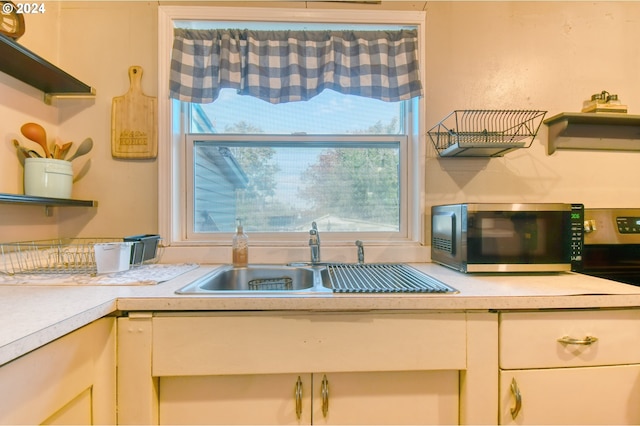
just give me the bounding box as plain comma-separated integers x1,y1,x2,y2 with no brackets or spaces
176,264,331,294
176,263,457,295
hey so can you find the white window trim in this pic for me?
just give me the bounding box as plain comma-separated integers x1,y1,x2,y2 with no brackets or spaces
158,6,428,264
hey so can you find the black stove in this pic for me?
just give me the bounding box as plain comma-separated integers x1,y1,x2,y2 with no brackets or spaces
577,209,640,286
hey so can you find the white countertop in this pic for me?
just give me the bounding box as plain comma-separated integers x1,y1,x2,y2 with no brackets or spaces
2,263,640,366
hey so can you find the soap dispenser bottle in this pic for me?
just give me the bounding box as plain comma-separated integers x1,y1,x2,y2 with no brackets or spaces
232,218,248,267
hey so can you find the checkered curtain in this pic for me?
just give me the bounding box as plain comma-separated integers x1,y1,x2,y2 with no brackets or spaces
170,28,423,104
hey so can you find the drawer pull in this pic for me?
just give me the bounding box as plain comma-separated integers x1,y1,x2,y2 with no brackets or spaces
295,376,303,419
557,335,599,345
321,374,330,417
510,378,522,420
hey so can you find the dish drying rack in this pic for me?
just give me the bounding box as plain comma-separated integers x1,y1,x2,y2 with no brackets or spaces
0,237,160,275
427,110,547,157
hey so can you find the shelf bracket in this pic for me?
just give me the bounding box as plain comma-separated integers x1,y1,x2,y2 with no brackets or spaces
44,88,97,105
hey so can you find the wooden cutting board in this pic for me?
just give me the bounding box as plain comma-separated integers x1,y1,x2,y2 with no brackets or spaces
111,65,157,159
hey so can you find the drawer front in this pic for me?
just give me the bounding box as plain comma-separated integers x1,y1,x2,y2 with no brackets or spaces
500,309,640,369
152,311,466,376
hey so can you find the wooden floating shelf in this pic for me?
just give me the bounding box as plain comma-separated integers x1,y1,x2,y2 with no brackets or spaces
544,112,640,154
0,34,95,104
0,193,96,207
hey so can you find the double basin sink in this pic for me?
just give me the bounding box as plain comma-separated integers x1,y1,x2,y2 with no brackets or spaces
176,263,457,295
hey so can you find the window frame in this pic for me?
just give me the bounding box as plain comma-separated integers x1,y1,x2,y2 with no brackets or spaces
158,6,427,260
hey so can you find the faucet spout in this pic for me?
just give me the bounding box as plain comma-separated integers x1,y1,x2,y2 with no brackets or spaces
309,222,321,264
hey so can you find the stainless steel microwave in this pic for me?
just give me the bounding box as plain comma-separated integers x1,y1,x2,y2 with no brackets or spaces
431,203,584,273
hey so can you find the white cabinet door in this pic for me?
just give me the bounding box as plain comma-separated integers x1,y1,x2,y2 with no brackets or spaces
159,370,459,425
0,317,116,425
499,365,640,425
312,370,459,425
159,373,312,425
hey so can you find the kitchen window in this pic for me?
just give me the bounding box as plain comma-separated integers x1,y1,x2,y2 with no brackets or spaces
158,6,426,254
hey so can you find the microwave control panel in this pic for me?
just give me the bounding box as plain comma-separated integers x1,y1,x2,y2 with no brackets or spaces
616,217,640,234
570,203,584,271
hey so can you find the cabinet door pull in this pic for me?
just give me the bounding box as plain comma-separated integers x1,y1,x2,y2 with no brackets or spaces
510,378,522,420
295,376,303,419
557,335,599,345
321,374,330,417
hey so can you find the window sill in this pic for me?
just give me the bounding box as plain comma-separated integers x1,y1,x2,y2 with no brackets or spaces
158,243,429,265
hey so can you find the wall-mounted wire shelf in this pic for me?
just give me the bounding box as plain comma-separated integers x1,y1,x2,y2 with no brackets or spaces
427,110,547,157
0,237,160,275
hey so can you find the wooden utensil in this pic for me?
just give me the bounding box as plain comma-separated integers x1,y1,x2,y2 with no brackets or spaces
58,142,73,159
111,65,157,159
20,122,50,158
13,139,29,165
51,139,73,159
67,137,93,162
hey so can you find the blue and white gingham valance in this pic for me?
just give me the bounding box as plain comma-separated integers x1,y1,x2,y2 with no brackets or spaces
170,28,423,104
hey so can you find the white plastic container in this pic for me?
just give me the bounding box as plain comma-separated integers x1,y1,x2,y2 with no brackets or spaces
94,242,133,274
24,158,73,199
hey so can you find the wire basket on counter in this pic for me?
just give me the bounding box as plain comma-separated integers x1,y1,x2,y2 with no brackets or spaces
427,110,547,157
0,236,161,275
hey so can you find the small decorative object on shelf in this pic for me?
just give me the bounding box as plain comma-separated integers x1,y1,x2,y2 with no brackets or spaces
0,1,25,40
581,90,627,114
427,110,547,157
15,122,94,199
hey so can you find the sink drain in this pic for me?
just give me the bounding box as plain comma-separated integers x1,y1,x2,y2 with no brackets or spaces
248,277,293,291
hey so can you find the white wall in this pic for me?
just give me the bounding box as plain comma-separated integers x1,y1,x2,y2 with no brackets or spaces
0,1,639,260
0,6,62,242
424,2,640,210
55,1,158,239
0,1,157,242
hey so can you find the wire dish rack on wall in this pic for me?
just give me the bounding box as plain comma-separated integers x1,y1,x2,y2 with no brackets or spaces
427,110,547,157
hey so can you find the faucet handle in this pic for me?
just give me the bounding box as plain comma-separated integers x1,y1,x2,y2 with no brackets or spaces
310,222,320,243
355,240,365,264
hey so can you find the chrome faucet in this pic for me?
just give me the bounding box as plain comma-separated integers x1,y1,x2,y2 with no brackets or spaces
309,222,321,264
355,240,365,264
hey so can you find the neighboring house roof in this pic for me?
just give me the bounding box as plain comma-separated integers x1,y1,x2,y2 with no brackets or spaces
191,104,249,189
214,147,249,189
192,104,217,133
